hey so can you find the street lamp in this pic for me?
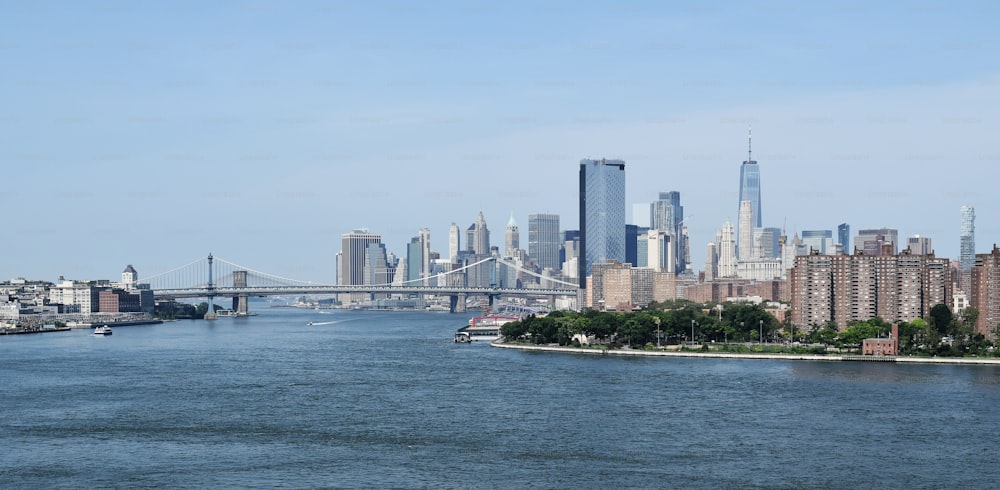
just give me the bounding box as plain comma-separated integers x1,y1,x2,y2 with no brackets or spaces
691,320,697,346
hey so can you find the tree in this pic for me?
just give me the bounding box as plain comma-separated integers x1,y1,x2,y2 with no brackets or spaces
929,304,953,335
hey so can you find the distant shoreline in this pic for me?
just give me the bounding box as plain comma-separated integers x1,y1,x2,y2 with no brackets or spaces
491,341,1000,365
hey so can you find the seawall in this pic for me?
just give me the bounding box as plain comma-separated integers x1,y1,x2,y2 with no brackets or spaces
491,341,1000,365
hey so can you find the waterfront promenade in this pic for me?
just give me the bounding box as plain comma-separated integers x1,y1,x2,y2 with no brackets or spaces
492,341,1000,365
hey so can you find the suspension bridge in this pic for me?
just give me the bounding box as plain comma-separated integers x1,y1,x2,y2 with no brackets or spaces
144,254,579,315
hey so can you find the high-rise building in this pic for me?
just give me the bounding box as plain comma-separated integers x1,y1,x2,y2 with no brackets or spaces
757,227,781,259
737,200,754,260
448,223,460,261
419,228,431,285
528,214,560,273
340,229,382,302
717,219,737,278
467,212,490,255
737,128,762,249
650,191,685,272
364,242,392,298
790,251,951,330
505,213,519,257
626,224,640,267
801,230,834,255
645,229,672,271
855,228,899,256
704,242,718,282
838,223,850,253
579,158,626,287
960,205,975,292
907,235,933,255
970,245,1000,338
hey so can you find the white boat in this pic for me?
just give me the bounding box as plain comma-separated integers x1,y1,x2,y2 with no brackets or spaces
93,325,112,336
455,315,518,342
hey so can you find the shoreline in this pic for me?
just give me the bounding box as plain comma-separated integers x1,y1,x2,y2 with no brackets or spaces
491,341,1000,365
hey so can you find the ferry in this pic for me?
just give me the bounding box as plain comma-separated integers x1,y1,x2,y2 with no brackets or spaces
93,325,113,336
455,315,519,342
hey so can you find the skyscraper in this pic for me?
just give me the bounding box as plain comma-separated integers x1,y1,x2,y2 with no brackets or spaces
838,223,850,253
737,128,762,249
717,219,737,278
505,213,519,257
468,211,490,255
528,213,560,273
855,228,899,256
960,205,975,292
579,158,626,287
801,230,834,255
650,191,685,272
448,223,460,261
737,200,754,260
340,229,381,302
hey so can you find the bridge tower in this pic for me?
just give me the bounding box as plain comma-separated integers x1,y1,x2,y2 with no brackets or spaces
487,256,501,310
204,253,218,320
232,270,249,315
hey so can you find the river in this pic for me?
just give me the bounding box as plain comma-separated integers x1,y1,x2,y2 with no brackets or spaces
2,308,998,488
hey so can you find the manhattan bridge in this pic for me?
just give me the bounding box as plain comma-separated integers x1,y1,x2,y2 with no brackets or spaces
143,254,580,315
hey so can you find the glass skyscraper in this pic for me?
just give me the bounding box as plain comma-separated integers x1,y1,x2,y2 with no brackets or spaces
960,205,975,291
838,223,850,254
579,158,626,287
737,129,761,255
528,213,561,272
650,191,685,272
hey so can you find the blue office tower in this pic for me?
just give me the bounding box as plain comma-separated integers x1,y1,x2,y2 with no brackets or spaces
737,128,762,247
579,158,626,287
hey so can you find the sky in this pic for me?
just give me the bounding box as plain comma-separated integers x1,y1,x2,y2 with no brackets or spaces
2,0,999,283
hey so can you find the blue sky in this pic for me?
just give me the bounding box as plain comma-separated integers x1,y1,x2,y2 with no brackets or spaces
2,1,998,282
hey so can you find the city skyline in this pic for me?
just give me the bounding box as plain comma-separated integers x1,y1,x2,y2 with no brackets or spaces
3,2,999,282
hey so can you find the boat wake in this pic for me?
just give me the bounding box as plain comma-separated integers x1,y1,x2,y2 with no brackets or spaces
307,321,337,326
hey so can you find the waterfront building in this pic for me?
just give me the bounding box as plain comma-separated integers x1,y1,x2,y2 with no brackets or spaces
98,288,142,313
579,158,626,287
969,244,1000,338
789,250,951,330
737,201,755,261
855,228,899,256
47,280,102,314
737,128,762,251
121,265,137,290
717,219,737,278
340,229,382,303
448,223,460,262
504,213,519,258
838,223,850,253
907,235,933,255
960,205,975,292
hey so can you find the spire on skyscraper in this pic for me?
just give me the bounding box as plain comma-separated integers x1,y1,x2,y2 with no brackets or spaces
748,125,752,163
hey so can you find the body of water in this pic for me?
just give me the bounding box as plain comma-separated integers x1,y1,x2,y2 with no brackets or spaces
2,309,999,488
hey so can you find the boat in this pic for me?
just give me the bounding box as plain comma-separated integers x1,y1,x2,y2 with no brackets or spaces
93,325,113,336
455,315,519,342
454,331,472,343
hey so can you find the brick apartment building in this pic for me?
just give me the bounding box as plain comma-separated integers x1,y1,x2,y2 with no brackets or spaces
790,250,951,330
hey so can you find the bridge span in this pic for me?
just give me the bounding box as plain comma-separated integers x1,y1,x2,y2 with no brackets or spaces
144,254,579,315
